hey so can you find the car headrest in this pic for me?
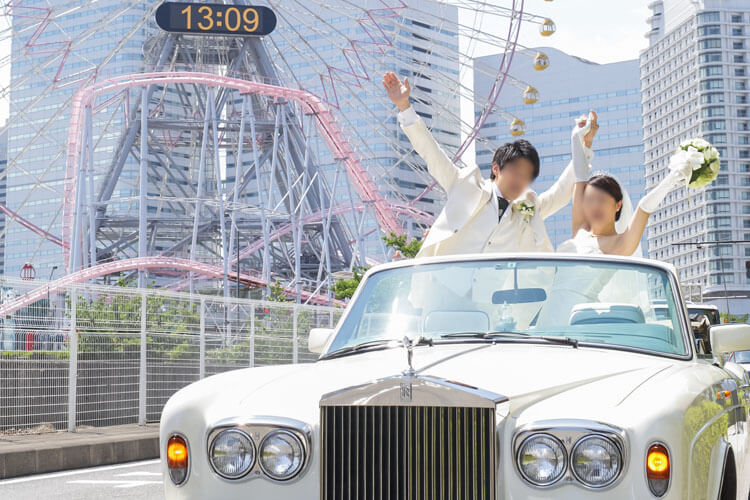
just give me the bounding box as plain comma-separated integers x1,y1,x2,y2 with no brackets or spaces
569,303,645,325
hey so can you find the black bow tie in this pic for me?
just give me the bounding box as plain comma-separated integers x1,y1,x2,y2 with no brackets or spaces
497,196,509,221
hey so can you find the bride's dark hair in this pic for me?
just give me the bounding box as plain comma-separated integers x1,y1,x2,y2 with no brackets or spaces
585,174,623,221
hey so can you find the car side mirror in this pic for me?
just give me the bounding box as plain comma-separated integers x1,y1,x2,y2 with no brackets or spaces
308,327,335,354
710,324,750,360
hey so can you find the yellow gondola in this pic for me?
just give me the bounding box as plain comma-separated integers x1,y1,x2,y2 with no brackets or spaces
510,118,526,137
534,52,549,71
523,86,539,105
540,18,556,37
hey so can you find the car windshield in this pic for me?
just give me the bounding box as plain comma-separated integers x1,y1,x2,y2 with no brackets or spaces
329,258,687,356
733,350,750,363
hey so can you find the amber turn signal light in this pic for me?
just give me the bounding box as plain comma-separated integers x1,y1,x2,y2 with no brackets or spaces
646,443,670,496
167,434,189,485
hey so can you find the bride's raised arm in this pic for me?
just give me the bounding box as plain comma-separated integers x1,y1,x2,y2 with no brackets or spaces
616,152,694,255
570,110,597,235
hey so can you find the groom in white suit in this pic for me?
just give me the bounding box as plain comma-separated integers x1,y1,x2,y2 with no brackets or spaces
383,72,596,257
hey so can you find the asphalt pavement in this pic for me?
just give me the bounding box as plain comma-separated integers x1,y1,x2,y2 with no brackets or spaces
0,459,163,500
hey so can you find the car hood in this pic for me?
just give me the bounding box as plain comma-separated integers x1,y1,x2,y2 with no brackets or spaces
188,342,679,426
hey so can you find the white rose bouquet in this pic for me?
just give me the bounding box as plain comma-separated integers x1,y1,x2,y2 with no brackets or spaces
674,138,720,189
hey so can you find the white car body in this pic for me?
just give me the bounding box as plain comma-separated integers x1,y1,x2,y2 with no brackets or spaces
160,253,750,499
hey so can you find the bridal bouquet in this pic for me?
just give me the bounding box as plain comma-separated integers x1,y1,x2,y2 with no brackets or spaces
674,138,720,189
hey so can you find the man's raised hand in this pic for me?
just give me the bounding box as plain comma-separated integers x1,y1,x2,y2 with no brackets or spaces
382,72,411,111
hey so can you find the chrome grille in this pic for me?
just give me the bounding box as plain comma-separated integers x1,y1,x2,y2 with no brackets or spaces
321,405,496,499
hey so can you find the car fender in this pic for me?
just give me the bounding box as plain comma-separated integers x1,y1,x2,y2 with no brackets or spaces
705,438,730,500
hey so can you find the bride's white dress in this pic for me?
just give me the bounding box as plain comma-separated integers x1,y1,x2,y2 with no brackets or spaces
534,230,650,328
556,228,604,255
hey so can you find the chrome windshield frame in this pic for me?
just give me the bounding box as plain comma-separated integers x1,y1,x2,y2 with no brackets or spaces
321,254,694,362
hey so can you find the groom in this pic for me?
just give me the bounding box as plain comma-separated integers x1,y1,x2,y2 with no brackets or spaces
383,72,595,257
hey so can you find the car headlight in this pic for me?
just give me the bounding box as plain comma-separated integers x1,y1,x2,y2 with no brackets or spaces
571,435,622,487
209,429,256,479
259,429,305,480
516,433,567,486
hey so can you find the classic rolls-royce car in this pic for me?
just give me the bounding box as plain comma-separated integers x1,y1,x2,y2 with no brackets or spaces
160,254,750,499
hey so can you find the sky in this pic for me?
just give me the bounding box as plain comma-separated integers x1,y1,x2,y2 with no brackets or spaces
512,0,652,64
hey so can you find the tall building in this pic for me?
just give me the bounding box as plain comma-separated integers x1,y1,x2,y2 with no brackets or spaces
474,47,645,251
269,0,461,257
6,2,149,279
642,0,750,312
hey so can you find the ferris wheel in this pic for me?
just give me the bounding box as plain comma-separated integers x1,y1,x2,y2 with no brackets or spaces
0,0,555,306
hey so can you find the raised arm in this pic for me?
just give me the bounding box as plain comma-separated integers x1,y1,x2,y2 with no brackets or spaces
615,154,693,255
570,111,597,233
382,72,460,191
540,111,597,221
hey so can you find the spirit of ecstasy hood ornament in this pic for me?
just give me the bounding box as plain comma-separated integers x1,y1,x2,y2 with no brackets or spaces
402,335,416,376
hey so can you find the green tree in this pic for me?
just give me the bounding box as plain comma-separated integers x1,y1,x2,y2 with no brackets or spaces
721,312,749,323
382,232,422,258
332,266,367,300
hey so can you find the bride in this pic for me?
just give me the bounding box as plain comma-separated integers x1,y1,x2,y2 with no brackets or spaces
533,111,694,328
561,110,693,255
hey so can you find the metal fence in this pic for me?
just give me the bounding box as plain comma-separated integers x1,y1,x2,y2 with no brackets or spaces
0,277,342,433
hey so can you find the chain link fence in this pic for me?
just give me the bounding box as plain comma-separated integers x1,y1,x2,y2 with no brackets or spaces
0,277,341,433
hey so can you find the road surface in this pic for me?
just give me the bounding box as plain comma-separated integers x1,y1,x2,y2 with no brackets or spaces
0,459,163,500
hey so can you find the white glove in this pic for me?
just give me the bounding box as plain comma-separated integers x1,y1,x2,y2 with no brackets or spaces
571,112,595,182
638,151,693,213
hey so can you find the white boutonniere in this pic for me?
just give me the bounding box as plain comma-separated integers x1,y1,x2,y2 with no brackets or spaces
512,199,536,222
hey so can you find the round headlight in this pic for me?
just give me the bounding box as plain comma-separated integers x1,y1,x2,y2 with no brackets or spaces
571,435,622,487
517,434,567,486
259,430,305,480
209,429,255,479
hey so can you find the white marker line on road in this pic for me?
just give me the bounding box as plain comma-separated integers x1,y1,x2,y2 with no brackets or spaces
116,471,162,477
0,459,160,485
67,479,161,489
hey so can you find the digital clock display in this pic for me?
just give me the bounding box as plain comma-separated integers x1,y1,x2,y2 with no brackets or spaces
155,2,276,36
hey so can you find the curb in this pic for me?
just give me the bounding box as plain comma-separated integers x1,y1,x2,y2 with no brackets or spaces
0,424,160,480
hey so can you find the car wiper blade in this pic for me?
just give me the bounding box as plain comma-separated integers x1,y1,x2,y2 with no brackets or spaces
441,331,578,348
320,336,434,360
440,331,528,339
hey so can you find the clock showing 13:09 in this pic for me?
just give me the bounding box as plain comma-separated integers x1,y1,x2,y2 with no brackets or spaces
155,2,277,36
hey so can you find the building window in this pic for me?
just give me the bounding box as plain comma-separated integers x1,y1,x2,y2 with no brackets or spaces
698,38,722,50
700,52,722,63
698,25,721,36
737,68,746,77
702,107,725,118
710,274,734,285
700,79,723,90
734,41,745,50
702,120,726,131
701,92,725,104
735,81,747,90
731,13,743,23
700,66,723,77
698,12,721,24
732,27,744,36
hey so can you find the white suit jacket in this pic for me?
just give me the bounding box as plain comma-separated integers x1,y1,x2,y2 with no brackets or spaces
399,108,578,258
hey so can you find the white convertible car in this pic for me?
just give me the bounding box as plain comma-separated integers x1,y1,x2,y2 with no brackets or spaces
160,254,750,499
